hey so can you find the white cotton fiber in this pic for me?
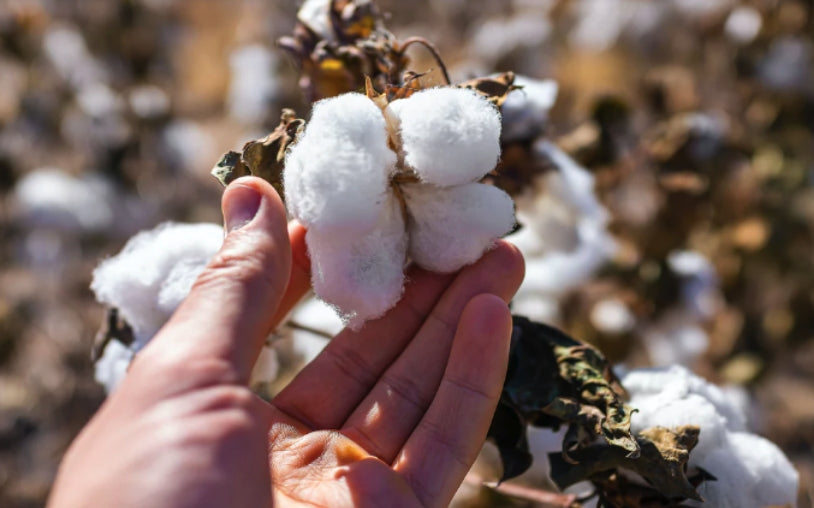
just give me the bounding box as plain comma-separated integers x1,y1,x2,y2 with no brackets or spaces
403,182,515,273
297,0,335,41
501,75,558,142
14,168,115,234
94,339,134,393
91,222,224,349
306,193,408,329
621,366,798,507
393,88,501,187
284,93,395,237
228,44,280,125
624,365,747,433
510,142,615,298
693,432,799,508
667,250,723,319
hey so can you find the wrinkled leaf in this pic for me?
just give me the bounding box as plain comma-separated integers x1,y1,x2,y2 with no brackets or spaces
487,316,639,482
458,71,517,107
211,109,304,198
549,425,706,505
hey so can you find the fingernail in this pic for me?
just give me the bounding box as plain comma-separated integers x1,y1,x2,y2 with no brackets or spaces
224,184,262,232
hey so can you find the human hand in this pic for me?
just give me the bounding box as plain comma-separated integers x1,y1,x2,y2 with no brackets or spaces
49,177,524,508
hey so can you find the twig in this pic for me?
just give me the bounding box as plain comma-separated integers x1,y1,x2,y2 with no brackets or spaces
464,472,580,508
399,36,451,85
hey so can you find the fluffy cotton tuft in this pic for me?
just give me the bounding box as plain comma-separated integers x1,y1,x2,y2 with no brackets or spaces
285,93,395,237
284,89,514,327
404,182,515,273
511,142,615,299
94,339,135,393
501,75,558,142
306,194,408,328
622,366,798,507
695,432,799,508
14,168,116,234
91,222,224,349
392,88,501,187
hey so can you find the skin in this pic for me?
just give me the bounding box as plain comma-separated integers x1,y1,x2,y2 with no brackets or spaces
49,177,525,508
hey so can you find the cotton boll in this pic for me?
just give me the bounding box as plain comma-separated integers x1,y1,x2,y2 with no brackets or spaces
91,222,223,349
285,93,395,236
394,88,501,187
537,141,607,221
470,15,551,65
644,316,709,367
42,25,106,90
517,222,615,296
297,0,335,41
590,298,635,335
14,168,115,234
94,339,134,393
623,367,798,505
631,391,729,463
128,85,171,120
690,432,798,508
724,7,762,45
228,44,280,125
623,365,747,432
403,182,515,273
501,75,558,142
307,194,407,329
623,367,798,506
511,141,615,298
162,120,216,175
569,0,629,52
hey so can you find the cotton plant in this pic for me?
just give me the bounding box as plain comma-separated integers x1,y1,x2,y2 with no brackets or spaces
509,140,616,323
284,87,516,328
91,222,280,392
621,365,799,508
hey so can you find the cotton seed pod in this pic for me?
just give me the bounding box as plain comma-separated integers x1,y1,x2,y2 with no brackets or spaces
284,93,395,237
390,87,502,187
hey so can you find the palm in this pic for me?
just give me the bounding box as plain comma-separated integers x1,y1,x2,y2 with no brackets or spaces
266,243,524,508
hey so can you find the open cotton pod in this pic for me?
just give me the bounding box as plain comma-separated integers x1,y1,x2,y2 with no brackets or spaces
284,88,515,327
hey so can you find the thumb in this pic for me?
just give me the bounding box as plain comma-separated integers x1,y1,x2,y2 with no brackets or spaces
144,177,292,385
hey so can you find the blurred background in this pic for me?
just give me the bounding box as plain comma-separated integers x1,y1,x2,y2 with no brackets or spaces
0,0,812,506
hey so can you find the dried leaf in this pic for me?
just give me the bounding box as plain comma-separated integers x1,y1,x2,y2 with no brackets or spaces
210,151,250,188
210,109,304,198
487,316,639,482
549,425,705,505
458,71,517,107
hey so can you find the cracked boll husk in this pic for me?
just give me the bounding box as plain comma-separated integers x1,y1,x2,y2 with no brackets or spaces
306,193,408,329
390,87,502,187
403,182,515,273
285,93,396,237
